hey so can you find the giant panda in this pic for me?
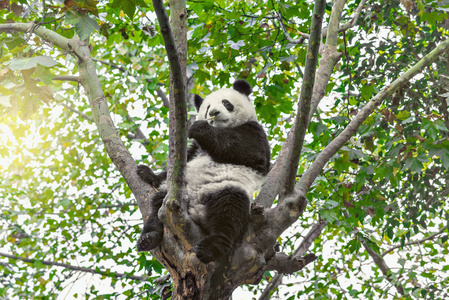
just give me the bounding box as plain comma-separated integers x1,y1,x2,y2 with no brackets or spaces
137,79,271,264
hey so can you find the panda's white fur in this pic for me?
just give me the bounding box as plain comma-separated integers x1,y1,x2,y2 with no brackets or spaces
137,79,271,263
196,88,257,127
185,152,265,229
186,86,265,226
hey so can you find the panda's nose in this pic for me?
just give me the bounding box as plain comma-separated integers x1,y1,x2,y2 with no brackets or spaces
209,109,220,117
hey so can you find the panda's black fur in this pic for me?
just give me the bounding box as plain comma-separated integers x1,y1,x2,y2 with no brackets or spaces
137,79,270,263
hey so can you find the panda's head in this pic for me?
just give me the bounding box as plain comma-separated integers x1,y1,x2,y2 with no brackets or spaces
193,79,256,128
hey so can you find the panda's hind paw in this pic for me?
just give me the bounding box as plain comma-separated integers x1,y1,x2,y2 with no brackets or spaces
194,243,216,264
194,234,232,264
136,231,163,252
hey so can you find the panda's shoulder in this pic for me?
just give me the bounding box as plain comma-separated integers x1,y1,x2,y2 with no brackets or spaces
237,121,266,135
238,120,263,129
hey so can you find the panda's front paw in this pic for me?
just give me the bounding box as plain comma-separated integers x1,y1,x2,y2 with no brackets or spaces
137,165,159,186
137,230,163,252
188,120,209,139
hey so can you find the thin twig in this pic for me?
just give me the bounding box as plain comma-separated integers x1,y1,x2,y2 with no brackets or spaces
382,225,448,257
277,0,368,43
92,58,126,72
61,103,93,122
0,252,148,281
342,30,352,117
53,75,80,82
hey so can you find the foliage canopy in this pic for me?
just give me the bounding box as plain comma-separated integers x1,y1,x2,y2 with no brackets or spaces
1,0,449,299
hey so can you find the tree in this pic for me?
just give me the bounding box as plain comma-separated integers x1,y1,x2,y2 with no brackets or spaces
1,0,449,299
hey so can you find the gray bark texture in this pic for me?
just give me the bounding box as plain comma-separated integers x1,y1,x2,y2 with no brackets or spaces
3,0,449,297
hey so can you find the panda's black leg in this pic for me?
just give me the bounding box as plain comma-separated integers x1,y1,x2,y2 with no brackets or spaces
137,191,166,252
195,187,250,263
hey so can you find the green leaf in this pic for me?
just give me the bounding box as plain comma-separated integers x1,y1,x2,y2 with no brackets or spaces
403,157,423,173
440,149,449,170
7,56,58,71
4,37,25,50
325,200,339,208
315,123,329,136
441,234,448,244
33,260,45,269
65,11,99,40
109,0,148,19
396,110,410,121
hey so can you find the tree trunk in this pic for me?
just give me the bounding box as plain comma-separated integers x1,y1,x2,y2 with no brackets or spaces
151,224,267,300
171,269,235,299
149,201,318,300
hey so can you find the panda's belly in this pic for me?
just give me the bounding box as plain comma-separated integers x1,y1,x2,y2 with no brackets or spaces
185,155,265,226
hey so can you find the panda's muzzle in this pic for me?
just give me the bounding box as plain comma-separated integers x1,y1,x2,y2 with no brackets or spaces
209,109,220,117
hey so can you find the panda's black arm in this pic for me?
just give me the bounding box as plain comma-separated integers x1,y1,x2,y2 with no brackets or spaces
137,165,167,187
188,121,271,175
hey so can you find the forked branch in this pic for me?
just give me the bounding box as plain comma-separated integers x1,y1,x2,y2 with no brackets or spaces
264,37,449,243
152,0,187,208
260,220,327,300
256,0,327,207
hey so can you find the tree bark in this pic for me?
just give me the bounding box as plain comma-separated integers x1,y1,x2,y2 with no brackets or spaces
256,0,327,207
3,3,449,298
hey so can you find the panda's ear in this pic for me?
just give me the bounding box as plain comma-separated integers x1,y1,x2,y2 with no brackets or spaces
193,94,203,111
233,79,252,97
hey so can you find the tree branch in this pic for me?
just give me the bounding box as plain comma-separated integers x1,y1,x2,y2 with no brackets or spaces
53,75,80,82
125,114,151,145
382,225,448,257
0,23,71,50
256,0,326,207
308,0,347,123
0,252,148,281
337,0,367,32
276,9,307,44
260,220,327,300
295,37,449,197
0,22,156,245
152,0,187,208
92,58,126,72
319,0,367,38
279,0,326,199
150,0,203,266
261,37,449,246
156,88,170,108
361,241,405,296
265,253,316,274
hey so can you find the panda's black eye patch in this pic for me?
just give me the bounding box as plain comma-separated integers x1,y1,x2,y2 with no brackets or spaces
222,99,234,112
205,104,210,119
